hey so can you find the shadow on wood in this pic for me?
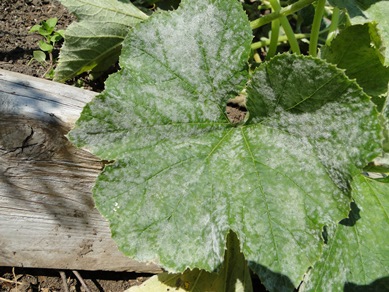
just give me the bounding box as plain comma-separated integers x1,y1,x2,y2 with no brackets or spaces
0,69,161,273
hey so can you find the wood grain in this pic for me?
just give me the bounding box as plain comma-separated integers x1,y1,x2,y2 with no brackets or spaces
0,69,161,273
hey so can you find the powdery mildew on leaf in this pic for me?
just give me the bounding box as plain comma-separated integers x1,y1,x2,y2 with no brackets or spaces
245,54,382,290
247,55,381,192
68,0,383,290
302,175,389,291
384,97,389,152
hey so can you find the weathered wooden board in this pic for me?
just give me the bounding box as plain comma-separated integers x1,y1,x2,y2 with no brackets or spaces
0,69,161,273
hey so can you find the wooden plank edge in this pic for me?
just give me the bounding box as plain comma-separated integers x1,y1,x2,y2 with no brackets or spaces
0,70,162,273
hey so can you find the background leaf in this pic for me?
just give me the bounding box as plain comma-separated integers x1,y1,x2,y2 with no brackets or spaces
38,40,53,52
321,24,389,110
54,0,148,82
45,17,58,30
329,0,389,66
32,50,47,64
69,1,383,290
301,174,389,291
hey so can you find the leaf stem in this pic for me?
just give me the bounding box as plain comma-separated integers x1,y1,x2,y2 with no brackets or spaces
250,0,315,30
252,33,309,50
266,1,281,59
325,6,340,46
251,26,330,51
266,18,280,59
269,0,300,54
309,0,326,57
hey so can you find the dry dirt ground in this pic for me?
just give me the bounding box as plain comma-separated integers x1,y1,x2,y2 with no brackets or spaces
0,267,151,292
0,0,71,77
0,0,109,91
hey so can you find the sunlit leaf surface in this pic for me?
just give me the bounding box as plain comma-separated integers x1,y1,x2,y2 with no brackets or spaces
55,0,148,82
68,0,383,290
302,174,389,291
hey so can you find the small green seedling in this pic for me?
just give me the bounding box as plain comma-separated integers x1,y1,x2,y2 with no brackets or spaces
28,17,64,78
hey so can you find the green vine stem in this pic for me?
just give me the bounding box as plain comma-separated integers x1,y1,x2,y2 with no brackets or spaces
325,6,340,46
251,26,330,51
266,18,280,59
266,0,281,59
250,0,315,30
251,33,309,50
309,0,326,56
280,15,301,54
269,0,300,54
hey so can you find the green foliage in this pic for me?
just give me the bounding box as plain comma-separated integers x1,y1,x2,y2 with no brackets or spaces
321,24,389,110
329,0,389,66
302,174,389,291
65,0,389,290
126,232,252,292
28,17,64,78
54,0,148,82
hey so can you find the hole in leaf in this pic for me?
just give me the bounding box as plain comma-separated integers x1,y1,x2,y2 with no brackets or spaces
322,225,328,244
226,94,247,125
339,201,361,227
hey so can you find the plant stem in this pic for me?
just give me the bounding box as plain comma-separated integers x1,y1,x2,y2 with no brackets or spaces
269,0,300,54
252,33,309,50
266,18,280,59
309,0,326,57
251,26,330,51
266,1,281,59
280,16,301,54
325,6,340,46
250,0,315,30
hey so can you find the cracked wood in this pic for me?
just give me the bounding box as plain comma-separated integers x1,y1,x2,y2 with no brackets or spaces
0,69,161,273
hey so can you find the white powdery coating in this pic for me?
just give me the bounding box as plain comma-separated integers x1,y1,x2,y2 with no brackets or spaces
303,176,389,290
89,0,252,161
83,5,379,285
265,97,379,190
248,56,382,195
98,127,235,271
234,125,348,283
123,0,251,102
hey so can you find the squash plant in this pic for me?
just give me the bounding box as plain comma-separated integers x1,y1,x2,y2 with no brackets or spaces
64,0,389,290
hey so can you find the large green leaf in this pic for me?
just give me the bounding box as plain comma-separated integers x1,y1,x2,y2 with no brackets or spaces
321,24,389,110
302,174,389,291
54,0,148,82
384,93,389,152
245,54,382,291
329,0,389,66
126,232,252,292
68,0,382,290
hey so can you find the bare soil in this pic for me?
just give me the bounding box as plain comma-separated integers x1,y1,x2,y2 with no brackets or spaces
0,0,109,91
0,0,71,77
0,267,151,292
